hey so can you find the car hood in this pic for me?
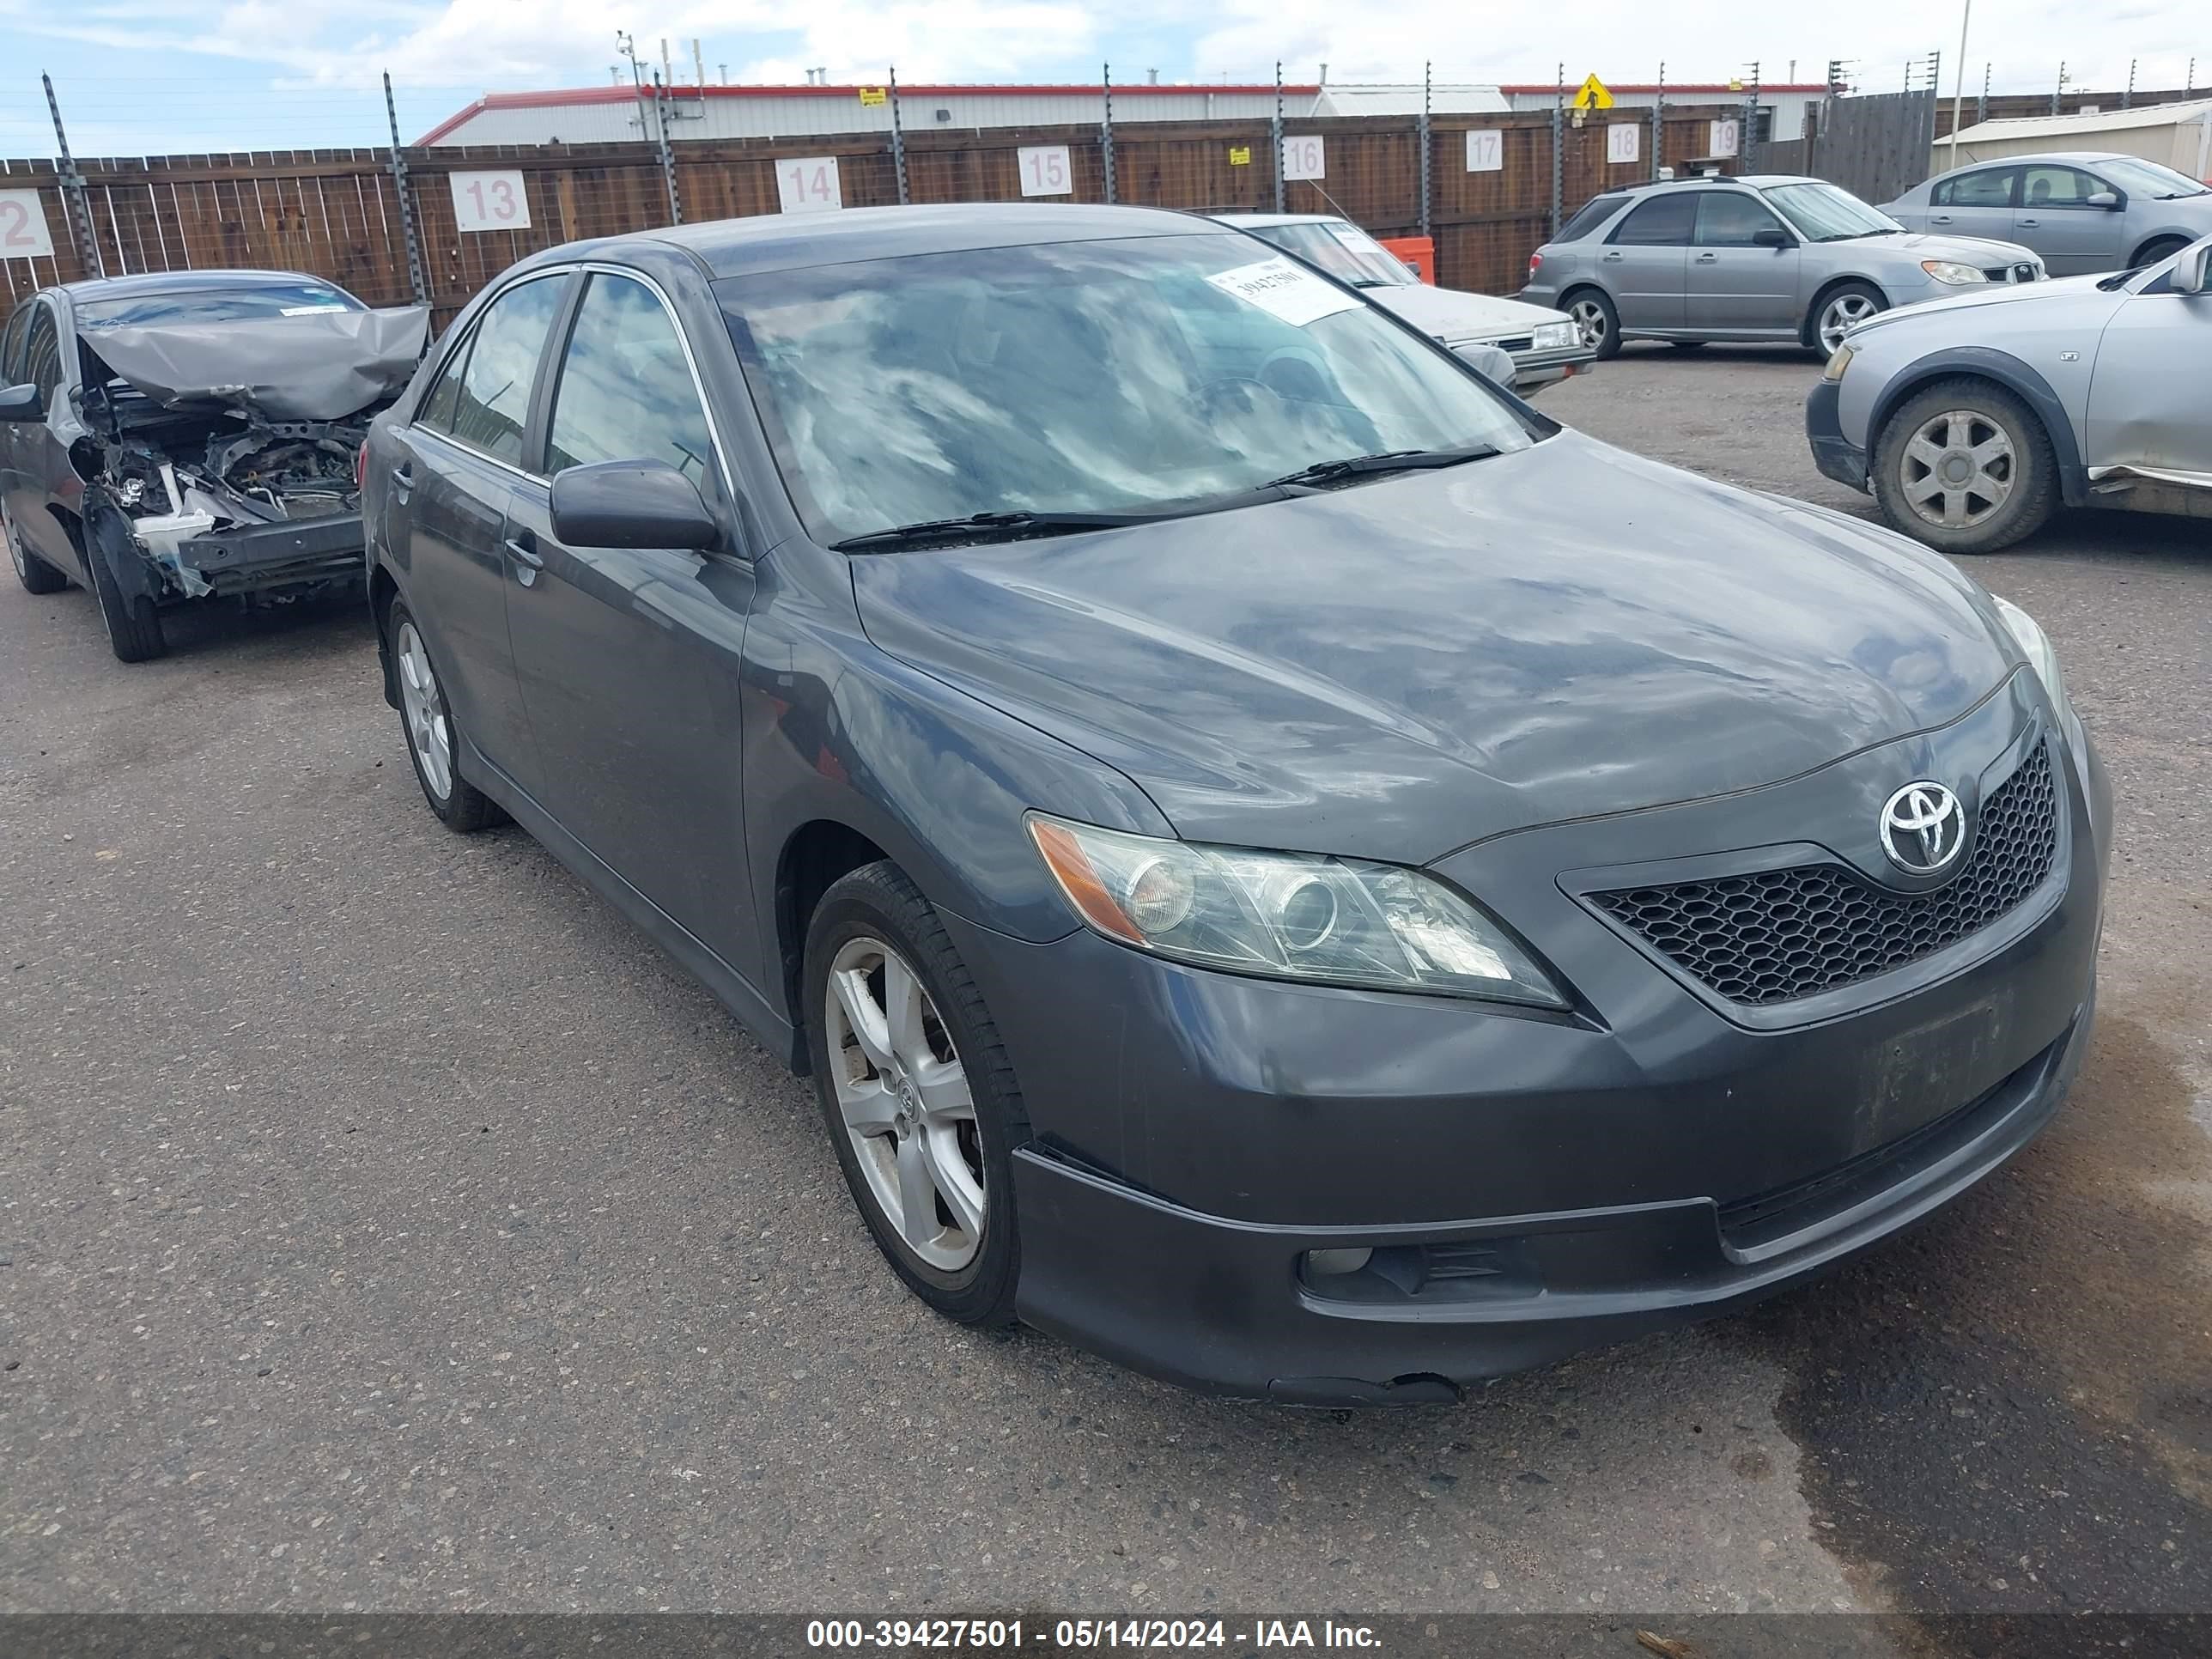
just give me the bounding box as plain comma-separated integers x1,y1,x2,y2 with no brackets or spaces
1849,270,2115,334
850,432,2014,864
1856,230,2039,266
1363,283,1565,343
80,306,431,422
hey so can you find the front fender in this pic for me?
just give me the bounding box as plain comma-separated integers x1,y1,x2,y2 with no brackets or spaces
1865,345,2091,507
85,497,165,606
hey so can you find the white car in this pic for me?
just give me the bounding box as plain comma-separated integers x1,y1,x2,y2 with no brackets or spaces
1208,213,1594,394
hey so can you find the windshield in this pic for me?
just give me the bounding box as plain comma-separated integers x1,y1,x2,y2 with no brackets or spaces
1244,220,1418,287
75,283,364,327
719,233,1536,546
1761,183,1904,241
2094,157,2210,199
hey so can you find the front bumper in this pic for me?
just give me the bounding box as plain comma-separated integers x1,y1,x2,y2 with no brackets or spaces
949,702,2110,1402
1507,343,1597,394
1807,379,1869,492
167,514,367,598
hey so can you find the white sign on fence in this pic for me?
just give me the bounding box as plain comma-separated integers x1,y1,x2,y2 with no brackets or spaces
1708,118,1741,159
0,188,56,259
1018,145,1073,197
450,170,530,233
1280,135,1326,181
1464,130,1503,173
777,156,843,214
1607,124,1641,166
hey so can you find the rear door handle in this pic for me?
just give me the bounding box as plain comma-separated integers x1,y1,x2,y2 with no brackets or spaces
1601,250,1625,261
2016,216,2041,228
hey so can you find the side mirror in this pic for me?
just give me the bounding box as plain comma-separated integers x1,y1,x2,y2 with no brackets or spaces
2085,191,2121,210
2172,240,2211,295
1752,226,1791,249
0,382,44,422
550,459,719,552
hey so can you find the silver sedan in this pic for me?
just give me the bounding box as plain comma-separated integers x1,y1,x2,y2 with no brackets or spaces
1887,152,2212,276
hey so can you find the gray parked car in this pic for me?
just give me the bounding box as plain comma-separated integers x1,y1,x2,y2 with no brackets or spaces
1208,212,1594,393
361,204,2106,1402
1523,175,2044,357
1808,235,2212,552
1887,152,2212,276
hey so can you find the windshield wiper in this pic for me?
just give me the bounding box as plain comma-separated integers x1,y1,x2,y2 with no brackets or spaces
830,508,1162,552
1265,445,1501,491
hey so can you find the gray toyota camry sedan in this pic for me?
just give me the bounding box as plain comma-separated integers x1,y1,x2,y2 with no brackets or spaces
362,204,2109,1404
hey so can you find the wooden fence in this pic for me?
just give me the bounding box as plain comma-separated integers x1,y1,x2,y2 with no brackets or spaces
2,106,1747,329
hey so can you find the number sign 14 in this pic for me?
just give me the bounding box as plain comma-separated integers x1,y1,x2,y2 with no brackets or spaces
1280,135,1326,182
778,157,843,214
0,188,57,259
1018,145,1072,198
1464,131,1504,173
451,170,530,233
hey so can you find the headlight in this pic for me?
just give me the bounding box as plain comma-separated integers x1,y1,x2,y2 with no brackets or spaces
1821,343,1856,382
1921,259,1990,286
1991,594,2084,749
1027,815,1567,1007
1532,319,1580,351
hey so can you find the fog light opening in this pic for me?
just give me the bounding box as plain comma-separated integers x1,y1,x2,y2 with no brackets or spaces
1305,1246,1374,1277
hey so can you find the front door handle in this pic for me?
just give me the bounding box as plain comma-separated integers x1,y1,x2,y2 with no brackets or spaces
388,463,414,499
1930,213,1954,225
1694,252,1719,263
504,534,544,585
2016,216,2041,228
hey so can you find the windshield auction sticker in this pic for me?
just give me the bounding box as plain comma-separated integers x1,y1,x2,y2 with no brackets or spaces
1205,256,1363,327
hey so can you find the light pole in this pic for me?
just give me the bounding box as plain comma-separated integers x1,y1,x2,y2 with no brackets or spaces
1948,0,1973,166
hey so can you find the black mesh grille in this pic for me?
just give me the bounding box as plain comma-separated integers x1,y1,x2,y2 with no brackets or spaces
1589,744,2060,1006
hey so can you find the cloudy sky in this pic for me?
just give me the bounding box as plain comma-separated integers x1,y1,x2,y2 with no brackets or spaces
0,0,2203,155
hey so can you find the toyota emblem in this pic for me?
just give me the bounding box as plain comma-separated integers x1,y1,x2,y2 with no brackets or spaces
1880,781,1966,875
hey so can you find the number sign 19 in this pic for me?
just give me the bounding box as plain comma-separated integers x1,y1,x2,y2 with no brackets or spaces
1279,135,1326,182
451,170,530,233
0,188,57,260
1018,145,1072,198
777,156,843,215
1708,118,1741,159
1464,131,1504,173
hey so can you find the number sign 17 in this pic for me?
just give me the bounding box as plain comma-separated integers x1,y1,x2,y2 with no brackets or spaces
1464,131,1504,173
778,157,843,214
451,170,530,233
0,188,57,259
1018,146,1072,198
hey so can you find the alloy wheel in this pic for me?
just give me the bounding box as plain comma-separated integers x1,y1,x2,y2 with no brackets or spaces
824,934,985,1273
1819,293,1879,352
1568,297,1610,350
395,620,454,800
1899,409,2016,530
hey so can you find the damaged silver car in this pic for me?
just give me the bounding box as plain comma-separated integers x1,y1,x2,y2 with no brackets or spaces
0,270,427,661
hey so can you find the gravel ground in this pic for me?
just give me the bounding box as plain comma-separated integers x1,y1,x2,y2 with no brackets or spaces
3,344,2205,1638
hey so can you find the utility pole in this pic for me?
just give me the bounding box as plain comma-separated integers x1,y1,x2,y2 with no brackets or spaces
1550,62,1563,234
1417,61,1431,237
651,72,682,224
2124,58,2136,110
382,70,428,307
888,66,908,205
42,74,102,279
1948,0,1972,167
2052,63,2066,118
1652,61,1666,183
1100,63,1116,204
1272,60,1285,213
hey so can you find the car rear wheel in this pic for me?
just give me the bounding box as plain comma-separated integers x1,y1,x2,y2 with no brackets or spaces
389,601,501,831
1565,290,1621,361
4,502,70,595
1871,379,2058,555
1814,283,1886,354
805,860,1029,1327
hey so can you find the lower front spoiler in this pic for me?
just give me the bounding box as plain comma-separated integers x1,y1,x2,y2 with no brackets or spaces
1806,379,1870,492
1012,998,2091,1405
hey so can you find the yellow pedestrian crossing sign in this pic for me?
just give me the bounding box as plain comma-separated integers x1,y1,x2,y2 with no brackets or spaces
1572,75,1613,112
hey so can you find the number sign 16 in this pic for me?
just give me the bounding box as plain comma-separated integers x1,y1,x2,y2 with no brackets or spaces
1280,135,1326,182
1018,145,1072,198
1464,131,1504,173
451,170,530,233
778,157,843,215
0,188,57,259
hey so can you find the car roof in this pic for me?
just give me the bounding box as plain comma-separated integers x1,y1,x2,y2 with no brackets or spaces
57,268,339,301
613,203,1222,280
1937,150,2135,170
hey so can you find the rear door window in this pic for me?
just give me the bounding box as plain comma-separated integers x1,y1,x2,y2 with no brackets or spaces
447,275,567,467
1607,194,1698,246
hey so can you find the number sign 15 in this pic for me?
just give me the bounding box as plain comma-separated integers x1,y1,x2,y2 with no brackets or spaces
1279,135,1326,182
1018,145,1072,198
451,170,530,233
1464,131,1504,173
0,188,57,260
778,157,843,215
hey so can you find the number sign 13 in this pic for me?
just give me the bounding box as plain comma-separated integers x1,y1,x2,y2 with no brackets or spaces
451,171,530,233
778,157,843,214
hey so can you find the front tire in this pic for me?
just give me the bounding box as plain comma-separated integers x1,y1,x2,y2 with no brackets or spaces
1812,282,1886,354
4,502,70,595
388,600,501,830
2130,236,2189,271
1871,378,2058,555
83,510,166,663
805,860,1029,1328
1564,289,1621,361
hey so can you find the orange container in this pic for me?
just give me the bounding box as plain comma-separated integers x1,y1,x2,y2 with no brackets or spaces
1379,235,1436,283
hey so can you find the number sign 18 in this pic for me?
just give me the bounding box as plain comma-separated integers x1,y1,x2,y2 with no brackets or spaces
777,157,843,215
0,188,57,260
1018,145,1072,198
1464,131,1504,173
1279,136,1326,182
451,170,530,233
1607,124,1641,166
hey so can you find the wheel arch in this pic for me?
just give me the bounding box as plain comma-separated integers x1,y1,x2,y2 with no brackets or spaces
1801,274,1889,348
1867,348,2088,506
368,562,402,710
775,817,893,1071
2126,232,2191,270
